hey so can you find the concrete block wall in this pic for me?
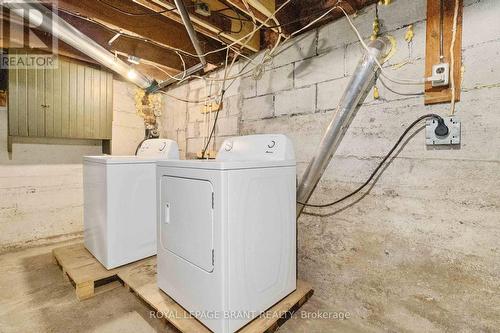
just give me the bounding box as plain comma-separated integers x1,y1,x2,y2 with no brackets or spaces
0,79,145,251
160,0,500,330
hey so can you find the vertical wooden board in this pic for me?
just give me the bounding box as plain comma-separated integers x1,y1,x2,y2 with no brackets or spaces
92,68,100,139
60,60,70,138
45,67,54,137
36,67,45,136
52,62,62,137
27,68,38,136
106,73,113,139
99,71,107,139
69,62,78,137
84,67,92,138
425,0,463,105
17,65,28,137
8,67,19,136
76,64,85,138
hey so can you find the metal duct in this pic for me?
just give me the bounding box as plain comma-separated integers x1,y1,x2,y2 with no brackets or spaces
296,37,390,218
1,0,154,90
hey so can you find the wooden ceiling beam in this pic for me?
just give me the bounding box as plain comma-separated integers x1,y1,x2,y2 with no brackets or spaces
57,12,185,72
49,0,226,65
134,0,260,53
1,13,180,81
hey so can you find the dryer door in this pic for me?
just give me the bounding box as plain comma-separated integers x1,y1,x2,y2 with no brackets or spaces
160,176,214,273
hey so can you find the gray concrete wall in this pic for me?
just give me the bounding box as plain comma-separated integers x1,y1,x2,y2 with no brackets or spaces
0,79,144,251
161,0,500,330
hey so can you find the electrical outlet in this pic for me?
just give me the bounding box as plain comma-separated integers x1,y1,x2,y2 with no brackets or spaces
430,63,450,87
426,116,461,146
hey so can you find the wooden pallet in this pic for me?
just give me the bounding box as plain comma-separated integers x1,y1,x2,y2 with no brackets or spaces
53,243,314,332
52,243,144,300
118,259,314,333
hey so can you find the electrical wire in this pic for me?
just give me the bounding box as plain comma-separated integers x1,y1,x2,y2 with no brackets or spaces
58,9,196,62
298,114,444,208
337,6,426,86
449,0,460,115
200,47,235,158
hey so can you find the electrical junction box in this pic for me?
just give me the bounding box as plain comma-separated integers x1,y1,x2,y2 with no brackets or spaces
426,116,461,145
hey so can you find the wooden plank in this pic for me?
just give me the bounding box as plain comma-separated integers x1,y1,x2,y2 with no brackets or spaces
53,242,313,330
52,0,225,66
134,0,260,52
17,64,28,137
8,65,18,136
99,71,108,139
83,67,92,138
45,65,54,137
36,67,45,136
60,60,70,138
52,62,62,137
118,258,313,333
26,67,38,136
92,68,101,139
105,73,113,139
424,0,463,105
76,64,85,138
69,62,78,137
52,243,139,300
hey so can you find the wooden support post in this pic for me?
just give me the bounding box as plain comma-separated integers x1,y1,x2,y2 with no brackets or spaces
424,0,463,105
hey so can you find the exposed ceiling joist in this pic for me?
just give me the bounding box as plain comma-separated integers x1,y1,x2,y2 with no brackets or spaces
57,12,183,73
1,11,180,80
48,0,226,65
133,0,262,52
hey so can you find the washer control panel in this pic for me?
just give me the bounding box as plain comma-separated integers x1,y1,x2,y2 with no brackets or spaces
137,139,180,159
217,134,295,161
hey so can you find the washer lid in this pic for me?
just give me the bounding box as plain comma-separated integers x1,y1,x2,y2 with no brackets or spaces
84,155,169,164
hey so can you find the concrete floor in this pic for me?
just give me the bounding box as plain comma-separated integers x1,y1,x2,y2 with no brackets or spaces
0,240,357,333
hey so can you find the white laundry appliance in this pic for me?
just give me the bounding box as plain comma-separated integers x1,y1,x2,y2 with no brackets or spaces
84,139,179,269
156,134,296,333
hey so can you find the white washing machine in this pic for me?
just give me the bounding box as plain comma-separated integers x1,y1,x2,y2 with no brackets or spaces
84,139,179,269
156,134,296,333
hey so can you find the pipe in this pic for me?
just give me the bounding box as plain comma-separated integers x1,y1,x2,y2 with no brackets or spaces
173,0,206,67
296,37,390,218
2,0,155,90
148,0,207,93
148,62,204,93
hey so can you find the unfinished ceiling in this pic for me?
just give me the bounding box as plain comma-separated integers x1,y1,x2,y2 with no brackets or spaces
2,0,378,81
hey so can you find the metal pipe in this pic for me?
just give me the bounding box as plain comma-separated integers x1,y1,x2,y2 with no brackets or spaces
173,0,207,67
148,0,207,92
296,37,390,218
2,0,154,90
147,62,204,93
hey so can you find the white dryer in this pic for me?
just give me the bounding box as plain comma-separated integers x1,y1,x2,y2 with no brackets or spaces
156,134,296,333
84,139,179,269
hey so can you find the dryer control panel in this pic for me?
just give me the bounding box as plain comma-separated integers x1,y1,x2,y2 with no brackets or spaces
217,134,295,161
137,139,180,159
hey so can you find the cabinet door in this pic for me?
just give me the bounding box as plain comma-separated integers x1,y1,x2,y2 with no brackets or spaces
8,54,113,139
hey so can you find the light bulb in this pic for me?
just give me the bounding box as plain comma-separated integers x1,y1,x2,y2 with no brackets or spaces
127,69,137,80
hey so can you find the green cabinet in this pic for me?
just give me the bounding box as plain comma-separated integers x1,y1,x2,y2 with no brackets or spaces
8,55,113,140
